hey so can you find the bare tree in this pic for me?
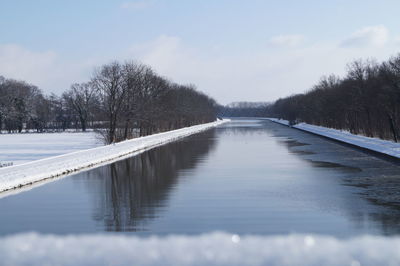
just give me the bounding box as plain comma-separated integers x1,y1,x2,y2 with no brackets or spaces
268,55,400,142
91,62,126,143
63,82,97,131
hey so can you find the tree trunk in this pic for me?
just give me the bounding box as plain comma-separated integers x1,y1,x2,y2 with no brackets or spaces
124,119,130,140
388,114,398,142
80,117,86,132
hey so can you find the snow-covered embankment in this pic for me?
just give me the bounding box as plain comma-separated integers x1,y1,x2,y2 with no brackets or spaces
267,118,400,159
0,132,101,166
0,120,229,193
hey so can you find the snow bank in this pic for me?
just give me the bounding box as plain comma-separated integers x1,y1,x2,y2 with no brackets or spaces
0,120,228,193
268,118,400,159
0,132,101,166
1,232,399,266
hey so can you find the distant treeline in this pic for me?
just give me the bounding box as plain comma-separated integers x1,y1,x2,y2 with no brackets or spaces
0,61,217,143
218,102,270,117
268,54,400,142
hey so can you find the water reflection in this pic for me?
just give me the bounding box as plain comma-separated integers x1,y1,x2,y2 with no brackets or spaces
266,120,400,235
307,160,362,172
83,130,217,232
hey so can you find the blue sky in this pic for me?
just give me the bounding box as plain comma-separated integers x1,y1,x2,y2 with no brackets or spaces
1,0,400,103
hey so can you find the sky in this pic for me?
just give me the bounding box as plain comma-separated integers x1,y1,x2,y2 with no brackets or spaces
1,0,400,104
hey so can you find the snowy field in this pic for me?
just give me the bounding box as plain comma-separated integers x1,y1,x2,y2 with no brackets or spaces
0,120,228,193
267,118,400,159
1,232,399,266
0,132,102,166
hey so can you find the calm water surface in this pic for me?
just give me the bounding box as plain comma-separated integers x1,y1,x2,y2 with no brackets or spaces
1,119,400,237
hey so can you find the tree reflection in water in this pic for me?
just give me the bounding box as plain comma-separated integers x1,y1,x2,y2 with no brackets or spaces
84,130,217,232
269,121,400,235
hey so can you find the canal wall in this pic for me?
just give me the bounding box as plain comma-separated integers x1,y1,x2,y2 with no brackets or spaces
267,118,400,160
0,119,229,193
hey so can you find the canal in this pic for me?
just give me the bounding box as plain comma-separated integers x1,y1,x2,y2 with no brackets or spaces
1,118,400,237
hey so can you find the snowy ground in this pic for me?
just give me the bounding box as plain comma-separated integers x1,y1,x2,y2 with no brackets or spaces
0,120,228,193
0,132,102,166
1,232,399,266
267,118,400,159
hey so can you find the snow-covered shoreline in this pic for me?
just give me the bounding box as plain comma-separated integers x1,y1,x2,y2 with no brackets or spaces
0,120,229,193
0,131,101,166
267,118,400,159
1,232,400,266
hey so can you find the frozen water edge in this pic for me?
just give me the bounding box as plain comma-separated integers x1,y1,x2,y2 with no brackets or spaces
267,118,400,160
1,232,399,266
0,120,229,193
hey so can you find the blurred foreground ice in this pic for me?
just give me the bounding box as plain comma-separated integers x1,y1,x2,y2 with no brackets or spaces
1,232,399,266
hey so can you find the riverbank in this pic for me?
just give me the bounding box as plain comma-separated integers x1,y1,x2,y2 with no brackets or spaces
0,120,229,193
267,118,400,160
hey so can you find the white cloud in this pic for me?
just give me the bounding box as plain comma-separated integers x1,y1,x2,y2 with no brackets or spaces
127,35,314,103
120,1,151,10
340,25,389,47
0,44,92,93
129,35,193,78
0,44,57,85
130,35,183,66
126,33,399,104
268,34,305,47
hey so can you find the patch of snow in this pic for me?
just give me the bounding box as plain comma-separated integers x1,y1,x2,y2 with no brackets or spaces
1,232,400,266
0,132,101,166
267,118,400,159
0,120,228,193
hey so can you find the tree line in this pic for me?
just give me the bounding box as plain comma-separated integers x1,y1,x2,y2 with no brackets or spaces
267,54,400,142
0,61,217,143
218,102,270,117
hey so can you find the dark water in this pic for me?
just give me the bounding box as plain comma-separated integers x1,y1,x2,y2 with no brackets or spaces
2,119,400,237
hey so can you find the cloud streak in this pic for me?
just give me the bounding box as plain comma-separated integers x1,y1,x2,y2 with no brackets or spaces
340,25,389,48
